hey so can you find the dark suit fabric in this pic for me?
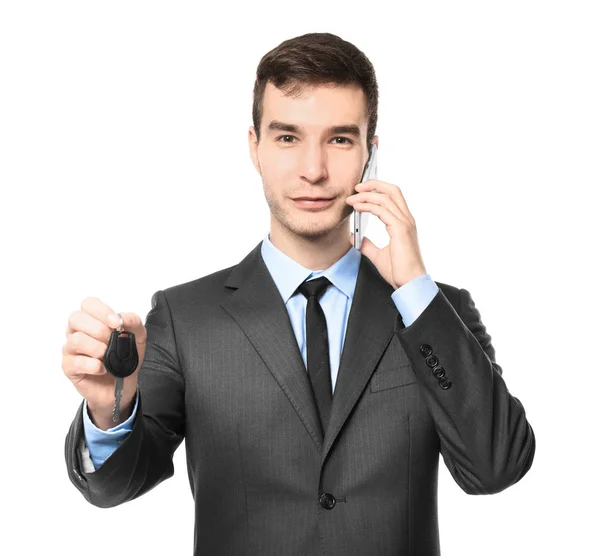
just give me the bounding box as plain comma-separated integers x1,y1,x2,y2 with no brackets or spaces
65,239,535,555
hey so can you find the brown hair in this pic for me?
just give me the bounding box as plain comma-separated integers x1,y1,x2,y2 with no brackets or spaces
252,32,378,156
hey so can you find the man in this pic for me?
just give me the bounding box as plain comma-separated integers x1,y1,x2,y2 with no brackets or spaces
63,32,535,555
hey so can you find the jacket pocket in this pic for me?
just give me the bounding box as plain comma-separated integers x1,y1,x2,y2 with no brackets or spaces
370,363,418,393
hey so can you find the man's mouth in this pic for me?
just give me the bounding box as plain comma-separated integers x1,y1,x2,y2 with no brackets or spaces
292,197,335,209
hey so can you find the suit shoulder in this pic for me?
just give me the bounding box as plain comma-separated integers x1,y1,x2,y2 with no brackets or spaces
157,263,237,304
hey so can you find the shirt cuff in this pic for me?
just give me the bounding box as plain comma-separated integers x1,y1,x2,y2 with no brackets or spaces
81,388,139,470
391,273,439,327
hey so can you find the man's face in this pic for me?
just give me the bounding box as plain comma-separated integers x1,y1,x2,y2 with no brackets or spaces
249,81,377,240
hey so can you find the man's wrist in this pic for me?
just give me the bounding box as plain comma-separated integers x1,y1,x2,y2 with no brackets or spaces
87,398,134,431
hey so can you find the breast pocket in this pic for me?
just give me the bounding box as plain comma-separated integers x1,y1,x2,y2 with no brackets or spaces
370,332,419,393
370,362,418,392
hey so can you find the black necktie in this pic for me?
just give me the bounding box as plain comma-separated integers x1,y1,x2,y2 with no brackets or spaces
296,276,333,436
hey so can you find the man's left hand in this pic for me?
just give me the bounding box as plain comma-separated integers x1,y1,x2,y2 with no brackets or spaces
346,179,428,289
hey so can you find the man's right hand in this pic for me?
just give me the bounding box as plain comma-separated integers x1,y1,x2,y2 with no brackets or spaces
62,297,147,430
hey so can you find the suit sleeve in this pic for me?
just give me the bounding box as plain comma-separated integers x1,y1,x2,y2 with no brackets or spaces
396,285,535,494
64,289,186,507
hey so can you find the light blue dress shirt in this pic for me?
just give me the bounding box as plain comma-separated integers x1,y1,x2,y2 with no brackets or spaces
82,231,439,470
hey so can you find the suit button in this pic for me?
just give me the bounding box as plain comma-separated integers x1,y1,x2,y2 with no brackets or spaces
432,366,446,379
319,492,336,510
425,355,439,368
439,378,452,390
420,344,433,357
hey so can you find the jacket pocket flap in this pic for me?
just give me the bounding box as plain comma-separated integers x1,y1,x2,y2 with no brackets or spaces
370,363,417,392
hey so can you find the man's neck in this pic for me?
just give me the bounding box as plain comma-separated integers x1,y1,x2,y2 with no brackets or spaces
269,223,352,271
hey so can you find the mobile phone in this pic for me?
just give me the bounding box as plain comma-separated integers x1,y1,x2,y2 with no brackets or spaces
353,143,378,250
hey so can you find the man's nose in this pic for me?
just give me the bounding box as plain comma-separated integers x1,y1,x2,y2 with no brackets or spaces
299,147,328,182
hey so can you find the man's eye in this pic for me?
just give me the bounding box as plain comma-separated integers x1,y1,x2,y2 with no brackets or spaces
276,136,353,145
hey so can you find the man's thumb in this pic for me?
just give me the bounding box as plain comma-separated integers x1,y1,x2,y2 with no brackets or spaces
120,312,146,338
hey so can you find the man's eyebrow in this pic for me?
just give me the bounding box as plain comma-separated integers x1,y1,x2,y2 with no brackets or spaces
266,120,361,137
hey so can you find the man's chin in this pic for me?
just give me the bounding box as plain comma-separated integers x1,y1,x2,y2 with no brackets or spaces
288,217,350,240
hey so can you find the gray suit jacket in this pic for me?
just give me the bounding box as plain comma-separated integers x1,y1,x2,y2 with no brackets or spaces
65,239,535,555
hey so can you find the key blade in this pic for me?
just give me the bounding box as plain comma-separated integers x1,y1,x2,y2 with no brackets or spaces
114,377,123,400
113,377,124,422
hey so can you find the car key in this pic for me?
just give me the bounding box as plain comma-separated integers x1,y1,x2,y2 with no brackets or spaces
104,313,139,422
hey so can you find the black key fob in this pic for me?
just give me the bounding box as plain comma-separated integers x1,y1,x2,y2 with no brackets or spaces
104,329,139,378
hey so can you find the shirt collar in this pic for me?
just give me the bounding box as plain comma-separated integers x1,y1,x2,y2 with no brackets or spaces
260,231,361,304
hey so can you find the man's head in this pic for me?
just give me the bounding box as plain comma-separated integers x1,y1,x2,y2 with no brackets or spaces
248,32,379,243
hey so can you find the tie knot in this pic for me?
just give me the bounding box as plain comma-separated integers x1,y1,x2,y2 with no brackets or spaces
296,276,331,301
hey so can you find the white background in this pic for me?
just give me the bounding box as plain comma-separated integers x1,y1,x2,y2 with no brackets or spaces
2,1,599,554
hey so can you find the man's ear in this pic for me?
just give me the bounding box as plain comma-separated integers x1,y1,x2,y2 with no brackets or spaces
248,126,260,174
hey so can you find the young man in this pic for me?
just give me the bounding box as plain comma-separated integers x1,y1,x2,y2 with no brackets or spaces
63,32,535,555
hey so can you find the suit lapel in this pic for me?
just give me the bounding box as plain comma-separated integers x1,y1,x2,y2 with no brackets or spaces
220,241,326,450
320,250,402,465
220,239,403,462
